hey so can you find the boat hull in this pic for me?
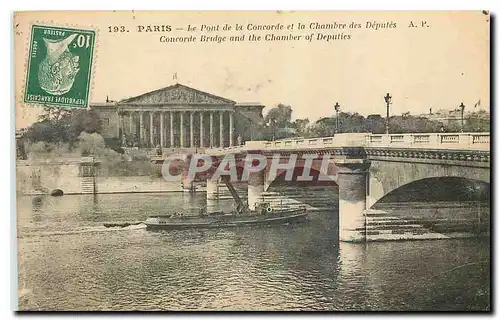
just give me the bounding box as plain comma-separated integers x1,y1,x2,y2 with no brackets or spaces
144,209,308,230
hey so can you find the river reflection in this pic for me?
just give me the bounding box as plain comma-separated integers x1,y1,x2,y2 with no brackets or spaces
17,193,490,311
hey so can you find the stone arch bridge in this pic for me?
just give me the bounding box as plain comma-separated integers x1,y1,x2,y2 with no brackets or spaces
153,132,490,242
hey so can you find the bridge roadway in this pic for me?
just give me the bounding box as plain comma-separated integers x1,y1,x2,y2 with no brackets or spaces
154,132,490,242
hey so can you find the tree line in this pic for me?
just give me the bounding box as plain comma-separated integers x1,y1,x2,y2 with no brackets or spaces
24,107,102,146
19,107,125,156
257,104,490,140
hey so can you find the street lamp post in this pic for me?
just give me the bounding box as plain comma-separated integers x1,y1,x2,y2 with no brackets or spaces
271,119,276,141
384,93,392,135
459,102,465,132
334,102,340,134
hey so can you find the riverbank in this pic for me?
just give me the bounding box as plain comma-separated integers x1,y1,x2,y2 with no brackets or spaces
16,158,185,195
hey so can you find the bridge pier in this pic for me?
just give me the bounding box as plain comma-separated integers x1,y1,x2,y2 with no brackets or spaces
336,159,370,243
248,170,265,211
206,178,219,200
205,178,221,213
182,173,196,192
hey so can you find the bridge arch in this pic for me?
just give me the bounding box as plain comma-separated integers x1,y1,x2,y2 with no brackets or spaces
371,176,490,207
367,159,490,208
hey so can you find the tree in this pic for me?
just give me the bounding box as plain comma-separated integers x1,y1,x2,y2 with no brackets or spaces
70,109,102,136
308,117,336,137
465,110,490,132
389,115,442,133
24,120,68,144
25,108,102,147
336,112,369,133
262,104,294,140
37,106,72,122
366,114,385,134
291,118,310,137
309,112,369,136
264,104,293,128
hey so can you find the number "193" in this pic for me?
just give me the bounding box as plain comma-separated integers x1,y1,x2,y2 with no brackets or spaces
108,26,127,33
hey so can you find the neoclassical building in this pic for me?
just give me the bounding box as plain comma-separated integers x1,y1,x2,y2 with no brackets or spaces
91,83,265,148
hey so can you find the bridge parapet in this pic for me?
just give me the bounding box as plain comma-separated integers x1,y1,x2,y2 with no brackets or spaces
260,133,368,150
367,132,489,150
241,132,489,152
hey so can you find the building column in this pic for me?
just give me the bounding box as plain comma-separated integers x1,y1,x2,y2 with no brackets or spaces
209,112,214,148
335,159,370,243
129,112,134,136
119,113,124,137
229,111,234,147
180,112,185,148
160,112,165,148
248,169,265,211
200,112,204,148
139,111,144,147
170,111,174,147
219,111,224,148
149,112,154,147
190,111,194,148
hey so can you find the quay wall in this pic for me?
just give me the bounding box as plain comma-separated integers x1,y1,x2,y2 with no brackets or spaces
16,160,182,195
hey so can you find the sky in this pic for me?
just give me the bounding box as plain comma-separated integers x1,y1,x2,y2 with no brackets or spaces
14,11,490,128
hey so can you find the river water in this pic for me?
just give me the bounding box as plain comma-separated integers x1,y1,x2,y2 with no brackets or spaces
16,193,490,311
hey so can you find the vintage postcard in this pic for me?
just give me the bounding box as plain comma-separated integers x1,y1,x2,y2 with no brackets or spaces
14,11,490,311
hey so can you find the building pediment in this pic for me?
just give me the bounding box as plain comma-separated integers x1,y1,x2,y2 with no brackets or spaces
119,83,236,105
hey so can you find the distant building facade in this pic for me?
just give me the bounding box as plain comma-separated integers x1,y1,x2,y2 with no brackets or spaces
419,108,463,126
90,83,264,148
418,108,490,126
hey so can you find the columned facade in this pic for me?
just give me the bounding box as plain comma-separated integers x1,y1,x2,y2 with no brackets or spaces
92,83,265,149
116,110,239,149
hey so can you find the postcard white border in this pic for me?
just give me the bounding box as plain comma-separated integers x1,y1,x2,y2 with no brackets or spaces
4,0,498,320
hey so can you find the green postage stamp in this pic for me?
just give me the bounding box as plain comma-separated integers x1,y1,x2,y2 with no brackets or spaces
24,25,95,108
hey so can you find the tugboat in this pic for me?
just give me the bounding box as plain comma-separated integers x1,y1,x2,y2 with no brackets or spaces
144,176,308,230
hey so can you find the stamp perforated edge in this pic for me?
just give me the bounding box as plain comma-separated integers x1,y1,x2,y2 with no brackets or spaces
18,19,101,112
